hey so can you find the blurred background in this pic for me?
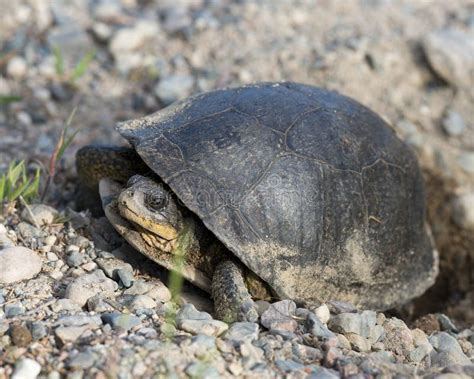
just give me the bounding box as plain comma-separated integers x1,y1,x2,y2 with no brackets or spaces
0,0,472,324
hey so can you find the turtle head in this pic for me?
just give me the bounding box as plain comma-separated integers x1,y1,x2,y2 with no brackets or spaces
117,175,182,241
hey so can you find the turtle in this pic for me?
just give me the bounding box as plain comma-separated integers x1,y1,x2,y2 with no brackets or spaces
76,82,438,322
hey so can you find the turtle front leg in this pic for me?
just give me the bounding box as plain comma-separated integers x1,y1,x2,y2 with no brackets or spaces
212,260,259,323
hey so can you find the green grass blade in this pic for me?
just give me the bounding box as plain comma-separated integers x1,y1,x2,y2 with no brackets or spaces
57,129,79,161
7,161,24,188
8,177,31,202
71,50,95,82
53,46,65,76
22,168,41,201
0,175,6,201
0,95,22,105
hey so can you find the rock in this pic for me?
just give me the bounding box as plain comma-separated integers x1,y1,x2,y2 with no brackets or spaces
6,56,27,79
189,334,217,356
101,312,141,331
65,270,118,306
110,21,159,55
21,204,58,226
346,333,371,352
54,315,102,328
429,332,471,366
225,322,259,344
255,300,271,316
91,22,113,42
0,247,42,284
0,232,14,249
383,318,415,354
161,6,192,35
314,304,330,324
54,325,89,344
327,300,357,314
145,281,171,302
66,251,87,267
12,358,41,379
179,318,228,337
117,268,134,288
30,322,47,341
177,303,211,322
413,314,440,334
48,22,93,63
328,310,376,338
16,222,46,239
67,351,96,369
437,314,459,333
336,333,351,350
409,343,433,363
412,328,430,347
154,75,194,105
5,302,25,318
127,295,156,311
185,362,220,379
10,323,32,347
294,346,323,367
451,192,474,231
458,152,474,174
276,359,305,372
323,346,342,368
423,28,474,89
87,295,115,313
306,312,335,340
123,280,154,296
50,298,81,313
260,300,297,332
96,257,134,280
368,324,385,344
442,111,466,137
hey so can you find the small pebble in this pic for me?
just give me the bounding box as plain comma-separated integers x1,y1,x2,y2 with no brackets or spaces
65,270,118,306
225,322,260,344
54,325,90,345
96,257,134,280
458,152,474,174
327,300,357,314
10,323,32,347
451,192,474,231
5,303,25,318
12,358,41,379
0,247,42,284
6,56,28,79
101,312,141,331
117,268,134,288
260,299,297,331
154,75,194,105
423,28,474,89
30,321,48,340
67,251,87,267
442,111,466,136
21,204,58,226
314,304,330,324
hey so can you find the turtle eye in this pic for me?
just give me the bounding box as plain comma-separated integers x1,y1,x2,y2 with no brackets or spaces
145,192,168,212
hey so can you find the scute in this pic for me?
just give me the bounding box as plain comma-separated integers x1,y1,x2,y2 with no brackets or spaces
117,82,437,309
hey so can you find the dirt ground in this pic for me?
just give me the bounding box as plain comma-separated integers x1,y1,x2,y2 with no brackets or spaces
0,0,473,324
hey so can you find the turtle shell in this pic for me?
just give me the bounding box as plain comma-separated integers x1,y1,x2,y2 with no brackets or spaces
117,82,437,309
